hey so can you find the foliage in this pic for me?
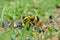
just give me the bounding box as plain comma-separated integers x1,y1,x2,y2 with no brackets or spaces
0,0,60,40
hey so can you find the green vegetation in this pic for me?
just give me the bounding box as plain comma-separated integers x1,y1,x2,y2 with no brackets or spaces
0,0,60,40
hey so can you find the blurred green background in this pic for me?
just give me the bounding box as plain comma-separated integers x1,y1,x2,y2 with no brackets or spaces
0,0,60,40
0,0,57,22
